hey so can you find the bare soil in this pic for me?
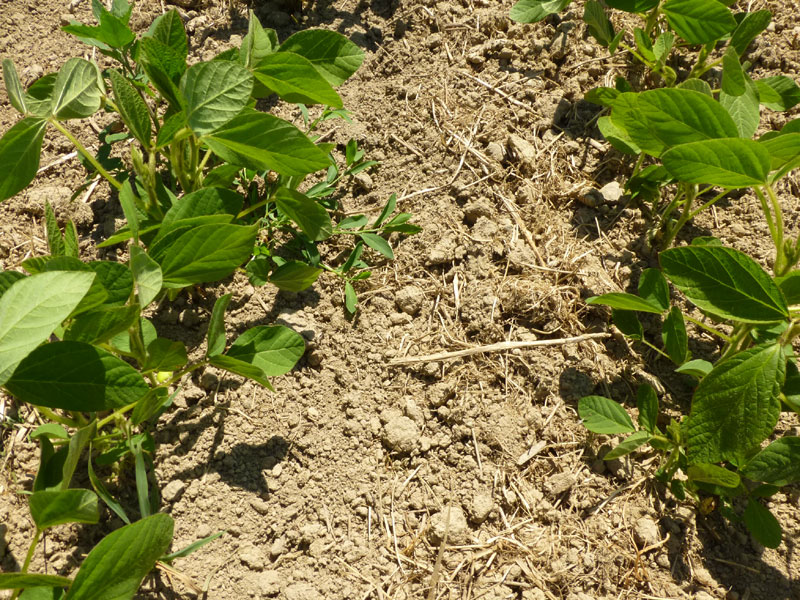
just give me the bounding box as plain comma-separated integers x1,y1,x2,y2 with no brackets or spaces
2,1,800,599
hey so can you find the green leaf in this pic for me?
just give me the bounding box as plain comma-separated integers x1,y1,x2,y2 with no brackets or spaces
209,354,273,389
64,304,139,345
88,454,129,525
611,309,643,339
597,115,640,155
509,0,572,23
5,341,149,411
25,73,56,117
0,574,71,590
687,464,741,487
239,11,278,68
638,268,670,311
720,76,761,139
633,28,655,63
158,224,257,288
88,261,133,306
686,343,784,464
676,358,713,378
344,282,357,314
755,76,800,112
677,78,713,96
743,498,781,548
202,163,240,188
583,1,614,47
207,293,232,357
64,513,174,600
586,292,664,313
269,261,322,292
108,70,151,145
741,437,800,486
130,387,169,426
585,87,620,107
31,424,69,441
0,117,48,200
604,430,652,460
161,531,225,562
661,245,789,323
155,110,187,149
139,37,185,108
158,187,242,239
51,58,102,120
144,338,187,372
129,246,162,308
274,188,332,241
605,0,658,10
663,138,769,187
0,271,25,299
361,233,394,260
636,384,659,434
147,10,187,60
254,52,342,107
374,194,397,227
0,271,94,385
662,306,688,365
776,271,800,304
653,31,675,67
662,0,736,44
578,396,635,434
227,325,305,377
730,10,771,56
759,132,800,177
722,47,746,97
277,30,364,86
611,89,739,157
44,202,65,257
58,421,95,492
181,61,253,136
204,111,329,176
3,59,27,114
29,489,99,529
110,317,156,355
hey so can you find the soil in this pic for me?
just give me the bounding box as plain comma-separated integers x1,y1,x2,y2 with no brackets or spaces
2,0,800,599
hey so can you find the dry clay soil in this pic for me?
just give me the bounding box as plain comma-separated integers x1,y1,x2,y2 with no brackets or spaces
2,0,800,599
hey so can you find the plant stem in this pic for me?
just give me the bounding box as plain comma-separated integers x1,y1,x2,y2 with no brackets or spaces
35,406,81,428
755,186,779,249
9,529,42,599
96,401,138,430
684,315,731,341
643,339,672,361
659,184,694,249
49,120,122,191
686,188,731,221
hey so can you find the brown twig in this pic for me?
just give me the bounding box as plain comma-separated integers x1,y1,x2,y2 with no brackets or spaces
389,332,610,365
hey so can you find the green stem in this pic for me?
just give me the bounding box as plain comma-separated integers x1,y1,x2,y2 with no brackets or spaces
643,339,672,361
684,315,731,342
720,324,752,361
755,186,779,249
659,184,693,249
10,528,42,599
35,406,80,428
687,188,731,221
96,402,138,430
49,120,122,191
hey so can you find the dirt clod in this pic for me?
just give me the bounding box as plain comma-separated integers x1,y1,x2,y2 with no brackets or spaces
395,285,424,316
284,582,323,600
255,570,282,596
544,472,576,498
162,480,185,503
469,492,493,523
429,505,469,545
633,516,660,549
382,416,420,453
507,134,538,175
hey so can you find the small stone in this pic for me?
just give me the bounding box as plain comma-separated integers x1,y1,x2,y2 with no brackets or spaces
404,398,424,425
284,582,324,600
578,188,605,208
485,142,505,162
633,516,660,549
256,569,282,596
543,472,576,498
354,172,373,192
382,416,420,453
429,506,469,545
60,13,73,25
199,371,219,390
196,524,212,538
395,286,424,316
599,181,624,203
507,134,537,175
470,492,493,523
390,312,412,325
162,480,185,502
240,544,264,570
693,566,717,588
463,199,493,225
269,537,287,559
427,33,442,49
250,498,271,515
467,53,485,66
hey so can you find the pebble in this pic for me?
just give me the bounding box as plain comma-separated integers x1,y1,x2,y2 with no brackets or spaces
284,582,324,600
395,285,424,316
382,416,420,453
429,505,469,545
599,180,624,203
162,480,185,502
240,544,264,570
256,569,282,596
470,492,494,523
506,134,538,175
633,516,660,549
543,472,576,498
269,537,287,559
485,141,505,162
250,498,271,515
354,172,373,192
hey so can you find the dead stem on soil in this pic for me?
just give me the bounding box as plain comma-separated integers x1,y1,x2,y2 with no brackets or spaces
389,332,610,365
